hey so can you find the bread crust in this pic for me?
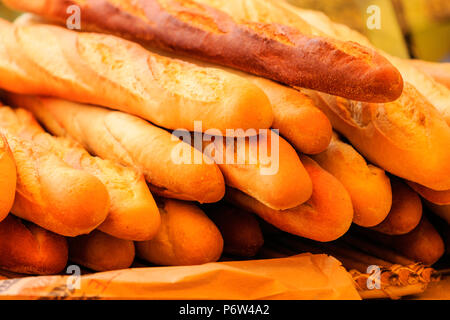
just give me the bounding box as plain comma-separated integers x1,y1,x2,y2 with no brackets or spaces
226,156,354,242
371,178,422,235
3,0,403,102
407,182,450,206
202,130,312,210
312,132,392,227
3,133,110,237
69,230,135,272
0,215,68,274
204,203,264,257
0,105,160,241
0,134,16,222
0,18,273,132
136,198,223,266
306,84,450,191
6,94,226,204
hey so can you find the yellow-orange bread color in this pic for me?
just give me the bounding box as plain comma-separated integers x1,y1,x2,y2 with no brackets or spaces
1,133,109,237
0,134,16,222
407,182,450,206
0,106,160,241
148,50,333,155
204,203,264,257
6,94,225,204
226,155,354,242
249,78,332,155
305,83,450,191
136,199,223,266
371,178,422,235
360,217,445,265
201,130,312,210
311,132,392,227
0,19,273,133
68,230,135,272
0,215,68,274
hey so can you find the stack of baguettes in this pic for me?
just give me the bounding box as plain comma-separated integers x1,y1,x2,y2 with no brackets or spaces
0,0,448,278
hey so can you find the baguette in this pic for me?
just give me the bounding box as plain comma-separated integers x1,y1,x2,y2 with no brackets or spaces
311,132,392,227
204,203,264,257
136,199,223,266
0,215,68,274
286,5,450,126
4,0,404,103
1,133,109,237
407,182,450,206
0,18,273,133
248,77,332,155
201,130,312,210
371,178,422,235
68,230,135,272
6,94,226,204
0,105,160,241
226,155,354,242
305,83,450,191
358,217,445,265
144,49,333,155
409,60,450,90
0,133,16,222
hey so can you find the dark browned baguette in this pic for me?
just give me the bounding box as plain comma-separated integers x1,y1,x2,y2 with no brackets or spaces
4,0,403,102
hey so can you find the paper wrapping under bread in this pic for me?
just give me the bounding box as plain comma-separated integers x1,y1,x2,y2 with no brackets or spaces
0,254,360,300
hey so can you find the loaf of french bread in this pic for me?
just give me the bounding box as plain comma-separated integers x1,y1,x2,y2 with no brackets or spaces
311,132,392,227
136,198,224,266
3,0,404,102
0,215,68,274
6,94,226,204
226,156,354,242
200,130,313,210
0,18,273,133
69,230,135,272
0,105,160,241
286,4,450,126
370,178,422,235
305,83,450,191
0,130,110,237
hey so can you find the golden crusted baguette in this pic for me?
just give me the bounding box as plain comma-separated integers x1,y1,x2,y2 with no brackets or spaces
305,83,450,191
226,156,354,242
0,131,110,237
136,199,224,266
371,178,422,235
0,215,68,275
0,134,16,223
200,130,312,210
204,203,264,257
143,48,333,155
6,94,226,204
0,106,160,241
285,4,450,126
357,217,445,266
0,18,273,133
4,0,403,103
69,230,135,272
311,132,392,227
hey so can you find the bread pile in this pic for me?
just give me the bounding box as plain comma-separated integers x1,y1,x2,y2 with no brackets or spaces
0,0,448,281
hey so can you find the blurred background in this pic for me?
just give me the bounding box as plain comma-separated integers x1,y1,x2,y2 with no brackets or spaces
1,0,449,62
